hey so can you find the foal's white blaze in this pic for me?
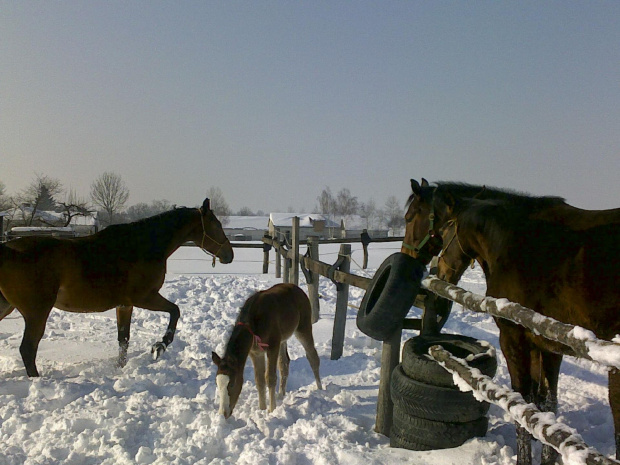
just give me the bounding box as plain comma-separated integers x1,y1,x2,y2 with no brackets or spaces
216,374,231,417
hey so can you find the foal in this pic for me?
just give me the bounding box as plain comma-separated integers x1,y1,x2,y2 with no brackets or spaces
212,283,322,418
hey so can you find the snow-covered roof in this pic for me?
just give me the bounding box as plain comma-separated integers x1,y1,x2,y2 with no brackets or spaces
269,213,340,229
224,216,269,230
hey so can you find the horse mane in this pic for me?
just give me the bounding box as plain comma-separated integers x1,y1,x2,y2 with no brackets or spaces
236,291,261,324
95,207,196,259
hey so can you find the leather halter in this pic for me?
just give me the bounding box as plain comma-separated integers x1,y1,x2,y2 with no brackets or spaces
438,220,476,272
198,207,227,267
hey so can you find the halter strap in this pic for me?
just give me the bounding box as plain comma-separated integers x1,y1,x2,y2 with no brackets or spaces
236,322,269,351
439,220,476,271
198,207,226,267
402,202,436,254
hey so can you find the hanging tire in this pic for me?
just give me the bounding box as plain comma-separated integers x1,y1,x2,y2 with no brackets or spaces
390,408,488,450
356,252,426,341
391,364,489,423
401,334,497,388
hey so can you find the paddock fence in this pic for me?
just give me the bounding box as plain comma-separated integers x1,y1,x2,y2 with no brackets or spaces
257,216,620,465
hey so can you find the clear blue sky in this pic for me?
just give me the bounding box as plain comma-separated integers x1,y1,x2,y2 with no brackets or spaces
2,1,619,211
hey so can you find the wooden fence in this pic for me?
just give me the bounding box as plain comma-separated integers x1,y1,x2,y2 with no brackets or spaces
257,216,620,464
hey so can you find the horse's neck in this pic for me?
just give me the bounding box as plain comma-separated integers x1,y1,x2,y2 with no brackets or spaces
151,209,200,259
223,326,255,367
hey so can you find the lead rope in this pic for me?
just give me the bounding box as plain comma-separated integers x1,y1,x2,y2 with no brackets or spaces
236,322,269,351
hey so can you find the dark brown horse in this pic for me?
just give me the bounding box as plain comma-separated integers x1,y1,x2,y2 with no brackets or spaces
212,283,322,418
402,179,620,465
0,198,233,377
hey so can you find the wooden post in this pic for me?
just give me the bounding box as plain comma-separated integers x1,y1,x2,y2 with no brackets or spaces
283,250,290,283
330,244,351,360
291,216,300,286
375,329,402,437
306,236,320,323
275,229,282,279
262,233,271,274
361,229,371,270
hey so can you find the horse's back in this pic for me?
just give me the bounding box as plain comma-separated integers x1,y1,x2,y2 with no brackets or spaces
250,284,311,336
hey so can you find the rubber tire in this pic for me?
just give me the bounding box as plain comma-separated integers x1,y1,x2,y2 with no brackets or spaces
356,252,426,341
390,408,488,450
401,334,497,388
391,364,489,423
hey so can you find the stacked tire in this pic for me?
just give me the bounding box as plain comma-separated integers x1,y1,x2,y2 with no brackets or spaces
390,334,498,451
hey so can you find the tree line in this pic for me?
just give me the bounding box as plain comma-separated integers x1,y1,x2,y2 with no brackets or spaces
0,174,406,232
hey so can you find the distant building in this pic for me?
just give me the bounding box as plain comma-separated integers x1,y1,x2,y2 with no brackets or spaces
224,216,270,241
1,206,99,240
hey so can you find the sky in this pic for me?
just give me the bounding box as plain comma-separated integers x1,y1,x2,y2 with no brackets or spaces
1,1,619,212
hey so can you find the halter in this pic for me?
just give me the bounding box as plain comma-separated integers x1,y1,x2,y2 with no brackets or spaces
198,207,227,267
236,322,269,351
438,219,476,272
402,202,436,255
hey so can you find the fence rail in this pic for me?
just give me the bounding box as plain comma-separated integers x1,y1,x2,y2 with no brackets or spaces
260,216,618,463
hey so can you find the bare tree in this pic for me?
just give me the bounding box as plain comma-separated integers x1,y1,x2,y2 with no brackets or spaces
359,199,378,229
58,189,93,227
316,187,335,215
383,195,405,234
0,180,10,211
236,206,255,216
335,188,359,218
206,186,231,226
126,200,174,222
90,172,129,225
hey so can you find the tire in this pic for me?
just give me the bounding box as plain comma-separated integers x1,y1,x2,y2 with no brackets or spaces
391,364,489,423
356,252,426,341
390,408,488,450
401,334,497,388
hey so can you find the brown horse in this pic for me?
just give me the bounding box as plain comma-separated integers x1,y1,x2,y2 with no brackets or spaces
402,179,620,465
212,283,322,418
0,198,233,377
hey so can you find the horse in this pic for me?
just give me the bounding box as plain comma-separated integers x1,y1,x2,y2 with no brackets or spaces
211,283,322,418
0,198,233,377
402,179,620,465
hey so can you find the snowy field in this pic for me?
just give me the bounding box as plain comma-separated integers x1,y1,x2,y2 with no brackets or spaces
0,243,614,464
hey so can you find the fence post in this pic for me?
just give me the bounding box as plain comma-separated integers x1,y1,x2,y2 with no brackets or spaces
262,233,271,274
361,229,371,270
283,250,290,283
275,229,282,279
330,244,351,360
375,329,402,437
306,236,321,323
291,216,300,286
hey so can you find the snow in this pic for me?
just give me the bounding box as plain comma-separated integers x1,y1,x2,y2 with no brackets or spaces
0,244,616,464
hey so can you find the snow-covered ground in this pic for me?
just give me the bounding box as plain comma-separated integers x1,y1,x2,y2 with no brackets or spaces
0,243,614,464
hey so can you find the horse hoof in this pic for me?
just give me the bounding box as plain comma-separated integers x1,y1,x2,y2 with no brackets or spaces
116,356,127,368
151,343,166,360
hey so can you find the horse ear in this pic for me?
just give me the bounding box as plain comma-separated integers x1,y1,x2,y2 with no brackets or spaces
411,179,421,195
421,178,429,187
212,351,221,366
203,198,211,212
443,192,456,215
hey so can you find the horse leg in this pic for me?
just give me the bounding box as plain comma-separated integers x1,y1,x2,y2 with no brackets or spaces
295,329,322,390
134,293,180,360
0,292,15,320
277,341,289,400
250,351,267,410
19,308,52,377
538,351,562,465
498,323,533,465
116,305,133,368
609,368,620,460
266,345,281,412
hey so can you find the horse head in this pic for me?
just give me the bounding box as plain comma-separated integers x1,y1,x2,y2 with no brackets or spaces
402,178,456,264
195,198,234,265
211,351,244,419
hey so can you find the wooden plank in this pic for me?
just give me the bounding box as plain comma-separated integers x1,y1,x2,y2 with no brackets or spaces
331,244,351,360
